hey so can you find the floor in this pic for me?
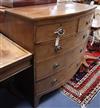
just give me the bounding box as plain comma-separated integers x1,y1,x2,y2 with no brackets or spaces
0,88,100,108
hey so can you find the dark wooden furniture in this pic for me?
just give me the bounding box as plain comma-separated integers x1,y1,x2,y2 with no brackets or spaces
0,33,32,82
0,6,7,33
0,2,96,107
1,0,57,7
95,0,100,4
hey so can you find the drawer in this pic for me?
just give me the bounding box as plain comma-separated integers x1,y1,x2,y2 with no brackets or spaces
35,43,85,81
36,58,82,95
35,31,89,62
35,19,77,43
35,54,66,81
78,13,93,32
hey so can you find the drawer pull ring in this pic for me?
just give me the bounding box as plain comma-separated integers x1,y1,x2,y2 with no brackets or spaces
53,63,60,69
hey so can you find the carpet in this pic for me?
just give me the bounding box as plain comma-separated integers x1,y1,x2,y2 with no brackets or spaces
61,51,100,108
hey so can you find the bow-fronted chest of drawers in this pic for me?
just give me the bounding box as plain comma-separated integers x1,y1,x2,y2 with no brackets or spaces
0,2,96,107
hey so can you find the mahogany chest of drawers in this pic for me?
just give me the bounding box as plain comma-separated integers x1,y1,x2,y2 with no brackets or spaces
0,2,96,107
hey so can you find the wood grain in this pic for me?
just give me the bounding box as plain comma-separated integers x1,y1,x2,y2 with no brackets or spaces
2,0,57,7
0,34,31,68
0,33,32,82
36,57,82,95
5,2,96,20
35,31,89,62
35,43,86,81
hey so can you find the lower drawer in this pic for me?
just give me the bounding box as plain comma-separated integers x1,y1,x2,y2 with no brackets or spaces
35,58,82,95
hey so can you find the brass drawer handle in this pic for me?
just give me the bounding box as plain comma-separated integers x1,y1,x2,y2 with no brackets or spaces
54,28,65,37
53,63,60,69
55,45,62,52
51,79,58,86
54,27,64,52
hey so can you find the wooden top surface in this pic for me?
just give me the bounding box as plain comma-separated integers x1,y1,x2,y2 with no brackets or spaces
0,34,32,69
6,2,96,20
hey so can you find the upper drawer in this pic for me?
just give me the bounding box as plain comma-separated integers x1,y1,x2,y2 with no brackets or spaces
78,13,94,32
35,31,89,62
35,19,78,43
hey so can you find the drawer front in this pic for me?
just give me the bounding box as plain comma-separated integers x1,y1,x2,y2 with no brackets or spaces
36,58,82,95
35,19,77,43
35,42,86,81
78,13,93,32
36,54,66,81
35,31,89,62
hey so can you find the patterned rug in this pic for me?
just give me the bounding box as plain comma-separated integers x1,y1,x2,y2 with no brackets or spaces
61,51,100,108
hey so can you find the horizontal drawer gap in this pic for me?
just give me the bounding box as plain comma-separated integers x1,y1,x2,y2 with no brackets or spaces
35,33,76,45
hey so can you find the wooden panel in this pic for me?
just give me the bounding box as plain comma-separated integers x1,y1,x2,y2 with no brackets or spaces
4,14,34,53
36,19,77,43
0,60,31,82
5,3,96,20
0,10,5,22
35,31,89,62
0,6,6,32
0,12,4,30
36,54,66,81
36,57,82,95
0,34,31,74
2,0,57,7
78,13,94,32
